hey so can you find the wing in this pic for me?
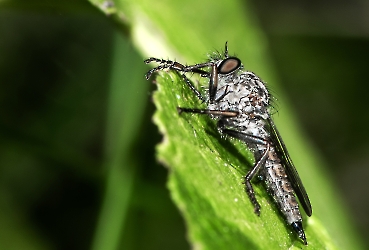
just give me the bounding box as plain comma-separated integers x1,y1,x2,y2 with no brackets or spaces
267,118,312,216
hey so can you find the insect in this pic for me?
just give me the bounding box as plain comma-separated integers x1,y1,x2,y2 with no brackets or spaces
144,42,312,245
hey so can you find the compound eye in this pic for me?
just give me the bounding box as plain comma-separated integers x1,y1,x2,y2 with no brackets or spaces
217,57,241,74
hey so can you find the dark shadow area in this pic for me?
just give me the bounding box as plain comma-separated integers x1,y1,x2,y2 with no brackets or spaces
0,2,188,250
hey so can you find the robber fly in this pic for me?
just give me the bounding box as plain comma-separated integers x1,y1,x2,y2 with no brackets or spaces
144,42,312,245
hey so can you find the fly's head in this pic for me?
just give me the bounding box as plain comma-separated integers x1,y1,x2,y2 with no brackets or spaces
207,42,244,103
210,42,243,79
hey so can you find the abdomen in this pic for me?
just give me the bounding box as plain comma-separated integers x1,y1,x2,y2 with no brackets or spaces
262,147,303,225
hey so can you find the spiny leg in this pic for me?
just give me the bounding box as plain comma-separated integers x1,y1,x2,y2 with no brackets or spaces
217,120,270,216
180,61,214,72
145,58,210,79
208,64,218,103
177,107,239,117
145,58,213,102
243,144,270,215
178,108,270,215
144,58,186,79
179,74,207,103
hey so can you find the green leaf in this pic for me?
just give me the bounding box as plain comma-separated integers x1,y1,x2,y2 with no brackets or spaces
151,71,331,249
88,0,364,249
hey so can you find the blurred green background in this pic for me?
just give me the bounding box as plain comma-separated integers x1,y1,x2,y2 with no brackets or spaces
0,0,368,249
